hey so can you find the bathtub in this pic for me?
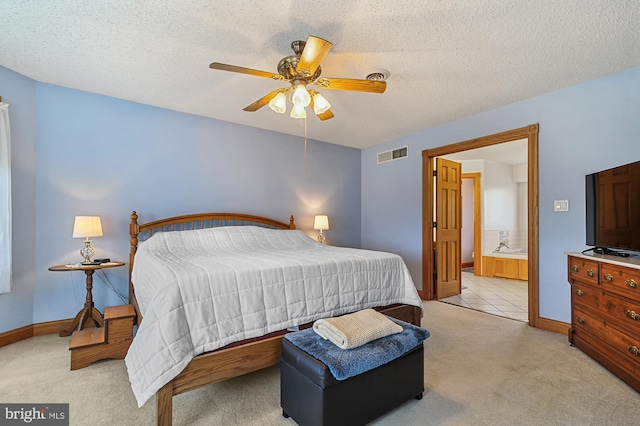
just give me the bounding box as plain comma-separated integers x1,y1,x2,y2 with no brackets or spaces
484,248,528,260
481,249,528,280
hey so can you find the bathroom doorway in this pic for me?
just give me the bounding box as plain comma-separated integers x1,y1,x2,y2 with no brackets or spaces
422,124,540,327
448,168,528,321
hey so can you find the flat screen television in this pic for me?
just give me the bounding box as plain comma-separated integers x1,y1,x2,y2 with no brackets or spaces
585,159,640,256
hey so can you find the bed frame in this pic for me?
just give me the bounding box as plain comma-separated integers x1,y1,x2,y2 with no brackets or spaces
128,211,422,426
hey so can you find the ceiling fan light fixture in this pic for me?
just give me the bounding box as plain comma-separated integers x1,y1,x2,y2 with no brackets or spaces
210,36,386,122
268,91,287,114
312,93,331,115
292,83,311,107
290,104,307,119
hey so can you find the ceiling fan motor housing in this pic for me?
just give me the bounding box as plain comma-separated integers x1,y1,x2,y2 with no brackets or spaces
277,55,322,82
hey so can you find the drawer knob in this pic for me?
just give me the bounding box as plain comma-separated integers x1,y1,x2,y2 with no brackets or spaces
625,310,640,321
626,279,638,289
575,289,584,296
587,269,595,278
628,345,640,356
571,265,579,272
603,273,614,282
576,317,586,324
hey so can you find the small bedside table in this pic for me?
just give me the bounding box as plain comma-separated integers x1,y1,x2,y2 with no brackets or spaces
48,261,125,337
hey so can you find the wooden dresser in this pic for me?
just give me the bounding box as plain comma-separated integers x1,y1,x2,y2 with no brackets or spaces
567,252,640,392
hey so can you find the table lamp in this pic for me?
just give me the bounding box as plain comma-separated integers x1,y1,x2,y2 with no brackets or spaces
314,215,329,244
73,216,103,264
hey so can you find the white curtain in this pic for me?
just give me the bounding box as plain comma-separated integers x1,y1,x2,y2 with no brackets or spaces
0,101,11,294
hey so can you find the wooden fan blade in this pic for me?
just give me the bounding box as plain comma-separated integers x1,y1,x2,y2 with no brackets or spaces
210,62,282,80
296,36,332,78
243,89,282,112
317,77,386,93
317,109,334,121
309,96,335,121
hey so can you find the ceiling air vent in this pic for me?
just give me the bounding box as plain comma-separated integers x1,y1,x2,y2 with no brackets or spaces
377,146,408,164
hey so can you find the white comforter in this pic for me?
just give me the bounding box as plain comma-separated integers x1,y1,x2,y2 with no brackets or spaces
125,226,422,407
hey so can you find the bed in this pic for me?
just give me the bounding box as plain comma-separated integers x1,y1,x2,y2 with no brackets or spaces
126,211,423,426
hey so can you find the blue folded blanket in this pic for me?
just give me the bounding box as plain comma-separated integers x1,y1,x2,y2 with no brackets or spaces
284,317,430,380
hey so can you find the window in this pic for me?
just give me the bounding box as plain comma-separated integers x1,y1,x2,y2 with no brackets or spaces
0,100,11,294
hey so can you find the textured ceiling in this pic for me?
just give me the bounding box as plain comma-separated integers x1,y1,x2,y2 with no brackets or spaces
1,1,639,149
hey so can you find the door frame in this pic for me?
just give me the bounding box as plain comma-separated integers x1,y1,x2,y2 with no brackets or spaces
462,172,482,275
421,124,540,327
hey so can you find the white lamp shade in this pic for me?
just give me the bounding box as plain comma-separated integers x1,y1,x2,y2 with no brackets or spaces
290,104,307,119
312,93,331,115
268,91,287,114
292,84,311,107
72,216,103,238
314,215,329,231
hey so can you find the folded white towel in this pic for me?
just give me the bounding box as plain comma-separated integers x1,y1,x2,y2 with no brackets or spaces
312,308,403,350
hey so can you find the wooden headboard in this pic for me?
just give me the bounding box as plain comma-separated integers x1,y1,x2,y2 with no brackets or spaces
128,211,296,321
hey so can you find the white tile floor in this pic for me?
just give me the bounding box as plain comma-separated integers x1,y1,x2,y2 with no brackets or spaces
440,271,529,322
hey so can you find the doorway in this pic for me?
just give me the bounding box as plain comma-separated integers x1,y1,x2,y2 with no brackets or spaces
421,124,540,327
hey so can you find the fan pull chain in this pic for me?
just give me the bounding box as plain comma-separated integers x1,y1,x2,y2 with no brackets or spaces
304,116,308,172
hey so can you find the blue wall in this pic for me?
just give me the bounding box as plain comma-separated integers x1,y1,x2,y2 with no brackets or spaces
361,67,640,323
3,65,639,331
1,70,362,331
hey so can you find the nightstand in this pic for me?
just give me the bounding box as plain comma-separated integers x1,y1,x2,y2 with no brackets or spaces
48,261,125,337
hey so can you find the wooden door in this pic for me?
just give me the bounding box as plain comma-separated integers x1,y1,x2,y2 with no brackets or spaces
435,158,462,299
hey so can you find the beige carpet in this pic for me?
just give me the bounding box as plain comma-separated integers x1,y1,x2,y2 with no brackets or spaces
1,301,639,425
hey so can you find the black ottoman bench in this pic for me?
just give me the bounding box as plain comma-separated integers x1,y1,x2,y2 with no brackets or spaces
280,318,428,426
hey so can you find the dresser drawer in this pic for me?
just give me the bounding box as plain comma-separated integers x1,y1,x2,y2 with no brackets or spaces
570,282,601,312
601,291,640,336
568,256,599,286
572,329,640,382
601,264,640,300
572,284,640,340
573,306,640,369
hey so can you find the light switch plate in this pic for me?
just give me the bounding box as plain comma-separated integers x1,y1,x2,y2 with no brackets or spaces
554,200,569,212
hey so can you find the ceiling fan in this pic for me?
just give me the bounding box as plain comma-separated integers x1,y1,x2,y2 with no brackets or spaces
209,36,387,121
